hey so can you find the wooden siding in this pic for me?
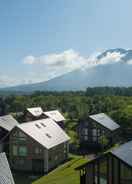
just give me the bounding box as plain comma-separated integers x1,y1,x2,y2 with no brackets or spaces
9,127,69,173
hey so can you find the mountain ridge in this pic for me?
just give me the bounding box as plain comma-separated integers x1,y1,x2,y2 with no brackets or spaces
1,48,132,92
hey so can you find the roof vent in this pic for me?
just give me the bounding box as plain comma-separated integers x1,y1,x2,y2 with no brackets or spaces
46,133,52,138
40,123,46,127
35,124,41,129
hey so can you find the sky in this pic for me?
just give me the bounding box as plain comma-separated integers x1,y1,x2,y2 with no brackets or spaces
0,0,132,87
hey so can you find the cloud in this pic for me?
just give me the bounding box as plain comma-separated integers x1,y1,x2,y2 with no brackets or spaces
23,49,86,70
127,60,132,64
98,51,125,65
0,49,127,88
22,49,126,82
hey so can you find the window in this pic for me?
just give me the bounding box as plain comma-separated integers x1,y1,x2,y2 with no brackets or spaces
55,155,58,161
64,143,67,153
35,147,42,154
19,146,27,156
84,128,88,135
84,136,88,141
93,136,97,142
13,145,18,156
18,131,27,141
93,129,97,136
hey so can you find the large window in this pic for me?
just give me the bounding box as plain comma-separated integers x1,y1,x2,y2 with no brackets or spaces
19,146,27,156
13,145,18,156
84,128,88,135
84,136,88,141
35,147,42,154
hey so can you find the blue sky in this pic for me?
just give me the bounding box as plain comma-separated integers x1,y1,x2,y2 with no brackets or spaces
0,0,132,87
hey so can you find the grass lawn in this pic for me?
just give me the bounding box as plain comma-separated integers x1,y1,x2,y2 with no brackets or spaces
33,155,87,184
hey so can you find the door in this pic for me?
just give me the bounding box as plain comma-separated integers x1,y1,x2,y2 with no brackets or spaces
32,159,44,174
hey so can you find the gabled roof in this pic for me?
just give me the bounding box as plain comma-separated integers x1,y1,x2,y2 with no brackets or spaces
0,115,19,131
43,110,65,122
111,141,132,168
17,118,70,149
0,152,15,184
27,107,43,117
89,113,120,131
76,141,132,170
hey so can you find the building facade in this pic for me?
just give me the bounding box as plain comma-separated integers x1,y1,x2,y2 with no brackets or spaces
0,115,19,153
76,141,132,184
77,113,120,150
9,118,70,173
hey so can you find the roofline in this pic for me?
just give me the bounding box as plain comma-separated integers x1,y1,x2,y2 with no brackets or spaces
75,152,132,171
89,115,120,132
110,152,132,169
16,124,70,150
75,153,108,170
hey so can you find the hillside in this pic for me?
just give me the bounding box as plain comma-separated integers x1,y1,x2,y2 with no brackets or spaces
33,155,87,184
1,48,132,92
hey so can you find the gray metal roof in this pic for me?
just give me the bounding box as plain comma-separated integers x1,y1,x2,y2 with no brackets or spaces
111,141,132,167
89,113,120,131
0,115,19,131
27,107,43,117
43,110,65,122
17,118,70,149
0,152,15,184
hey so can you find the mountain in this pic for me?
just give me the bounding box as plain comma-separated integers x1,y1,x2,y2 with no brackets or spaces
1,48,132,92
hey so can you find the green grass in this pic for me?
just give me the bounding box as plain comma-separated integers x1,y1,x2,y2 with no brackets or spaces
33,155,87,184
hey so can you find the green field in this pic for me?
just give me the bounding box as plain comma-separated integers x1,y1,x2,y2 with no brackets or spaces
33,155,87,184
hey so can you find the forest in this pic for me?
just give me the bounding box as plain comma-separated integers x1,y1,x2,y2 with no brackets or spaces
1,87,132,146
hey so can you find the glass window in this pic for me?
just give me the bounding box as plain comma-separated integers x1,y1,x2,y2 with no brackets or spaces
84,128,88,135
19,146,27,156
84,136,88,141
35,147,42,154
55,155,58,161
17,131,27,141
93,129,97,136
13,145,18,156
93,136,97,142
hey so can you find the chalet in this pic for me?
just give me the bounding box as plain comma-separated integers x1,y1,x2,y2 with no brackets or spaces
76,141,132,184
78,113,120,150
0,152,15,184
0,115,19,152
9,118,70,173
43,110,65,129
24,107,44,121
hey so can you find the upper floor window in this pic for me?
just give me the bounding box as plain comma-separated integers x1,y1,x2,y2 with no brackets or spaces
19,146,27,156
84,128,88,135
13,145,18,156
35,147,42,154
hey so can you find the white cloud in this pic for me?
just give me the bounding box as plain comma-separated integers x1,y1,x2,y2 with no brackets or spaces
127,60,132,64
0,49,128,88
23,56,35,64
99,52,125,65
23,49,86,70
22,49,126,82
